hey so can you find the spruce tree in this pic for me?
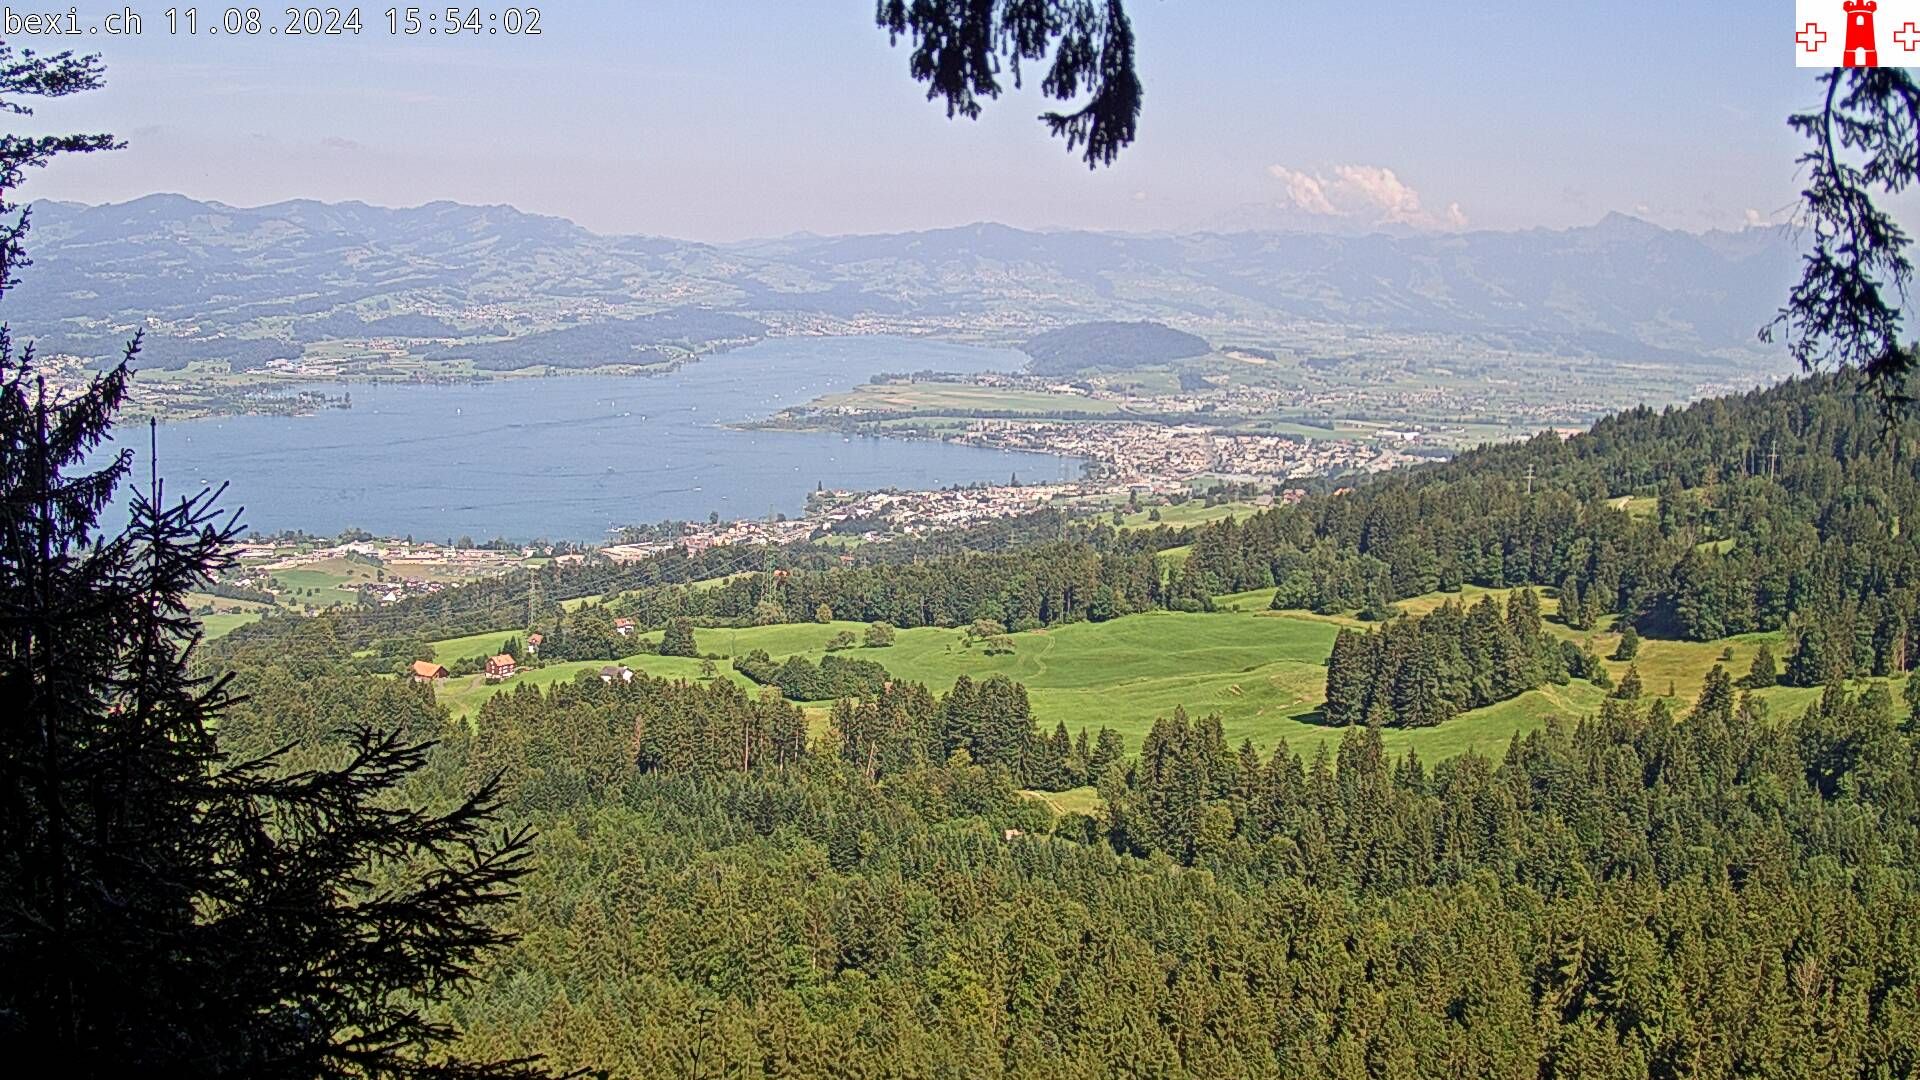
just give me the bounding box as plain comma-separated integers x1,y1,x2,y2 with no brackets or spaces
1389,634,1453,729
1740,643,1780,689
1089,727,1126,775
1611,623,1641,661
0,51,553,1078
1694,665,1735,723
1322,628,1369,726
1611,664,1644,700
1558,574,1587,630
1786,622,1841,687
658,615,699,657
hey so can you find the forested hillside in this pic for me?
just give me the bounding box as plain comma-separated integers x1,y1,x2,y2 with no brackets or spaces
1321,589,1609,728
181,371,1920,1075
211,621,1920,1077
1020,320,1212,374
1177,372,1920,686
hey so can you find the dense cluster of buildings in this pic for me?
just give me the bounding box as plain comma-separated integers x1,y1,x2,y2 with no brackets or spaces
946,420,1418,485
602,481,1081,561
320,539,532,567
602,516,815,563
805,482,1080,537
350,578,450,604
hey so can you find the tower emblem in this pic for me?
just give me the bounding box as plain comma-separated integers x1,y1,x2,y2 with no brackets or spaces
1845,0,1879,67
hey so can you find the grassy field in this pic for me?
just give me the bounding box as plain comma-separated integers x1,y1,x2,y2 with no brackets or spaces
1111,500,1270,530
429,630,525,664
433,612,1337,743
187,590,274,641
1607,493,1665,520
265,559,379,609
188,590,274,612
1155,545,1193,573
559,570,753,613
1022,786,1101,816
1222,584,1827,710
433,653,754,718
428,606,1595,761
1212,583,1555,624
426,581,1863,766
200,611,264,640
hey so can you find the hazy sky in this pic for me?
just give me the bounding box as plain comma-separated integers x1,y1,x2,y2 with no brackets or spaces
14,2,1825,241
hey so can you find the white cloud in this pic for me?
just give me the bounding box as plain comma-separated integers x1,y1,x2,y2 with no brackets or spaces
1330,165,1422,221
1264,162,1466,230
1265,165,1338,216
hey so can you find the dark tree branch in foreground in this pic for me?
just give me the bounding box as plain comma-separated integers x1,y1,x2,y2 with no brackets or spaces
0,43,118,291
877,0,1141,168
0,41,561,1079
1772,67,1920,389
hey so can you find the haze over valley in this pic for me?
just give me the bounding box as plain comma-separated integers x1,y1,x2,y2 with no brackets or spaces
27,194,1796,377
27,193,1804,545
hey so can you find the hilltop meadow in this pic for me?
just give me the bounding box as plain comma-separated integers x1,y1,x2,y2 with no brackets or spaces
426,581,1856,777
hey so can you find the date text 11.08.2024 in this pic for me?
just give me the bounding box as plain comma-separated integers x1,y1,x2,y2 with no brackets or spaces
155,8,541,36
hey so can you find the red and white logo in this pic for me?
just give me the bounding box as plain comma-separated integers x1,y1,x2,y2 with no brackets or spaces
1797,0,1920,65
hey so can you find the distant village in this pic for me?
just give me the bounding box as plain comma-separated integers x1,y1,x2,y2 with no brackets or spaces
601,482,1082,563
944,420,1420,488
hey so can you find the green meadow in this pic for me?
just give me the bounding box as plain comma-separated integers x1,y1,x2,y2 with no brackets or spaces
1021,786,1102,816
425,582,1875,764
265,559,379,608
426,602,1574,761
199,611,264,640
187,590,272,641
1111,500,1269,530
429,629,526,664
432,653,750,719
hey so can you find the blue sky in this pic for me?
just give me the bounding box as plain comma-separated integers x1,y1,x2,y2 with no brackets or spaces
14,2,1826,240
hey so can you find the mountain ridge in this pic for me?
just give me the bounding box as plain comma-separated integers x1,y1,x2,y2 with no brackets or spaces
17,194,1800,371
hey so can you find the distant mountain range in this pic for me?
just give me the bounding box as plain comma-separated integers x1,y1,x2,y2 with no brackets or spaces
14,194,1801,370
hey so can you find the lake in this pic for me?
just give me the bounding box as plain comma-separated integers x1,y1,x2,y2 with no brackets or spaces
113,336,1078,541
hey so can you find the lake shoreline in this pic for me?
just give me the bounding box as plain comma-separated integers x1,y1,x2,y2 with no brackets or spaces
117,330,1023,425
107,336,1077,543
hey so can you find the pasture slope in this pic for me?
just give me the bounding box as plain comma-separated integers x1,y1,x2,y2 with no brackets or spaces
426,584,1889,768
